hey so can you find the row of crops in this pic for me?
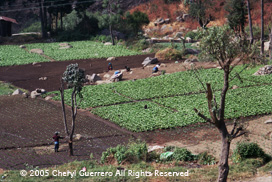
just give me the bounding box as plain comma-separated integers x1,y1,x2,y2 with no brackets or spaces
53,65,272,108
92,85,272,132
50,64,272,132
0,41,140,66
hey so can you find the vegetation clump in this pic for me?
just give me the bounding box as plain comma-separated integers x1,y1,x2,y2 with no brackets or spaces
101,141,148,164
232,142,270,163
155,47,184,60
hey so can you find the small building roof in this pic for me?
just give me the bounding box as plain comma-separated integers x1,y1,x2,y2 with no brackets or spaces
0,16,18,24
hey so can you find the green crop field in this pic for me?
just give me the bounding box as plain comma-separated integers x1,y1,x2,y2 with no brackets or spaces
25,41,140,61
51,64,272,132
0,45,48,66
0,41,140,66
92,85,272,132
53,65,272,108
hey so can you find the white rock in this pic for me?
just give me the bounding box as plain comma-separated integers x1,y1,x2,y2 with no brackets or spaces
12,89,24,95
103,74,111,78
29,49,44,55
264,119,272,124
107,57,116,61
104,42,112,46
148,145,164,152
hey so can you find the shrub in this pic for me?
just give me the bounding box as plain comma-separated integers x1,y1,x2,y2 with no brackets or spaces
155,48,184,60
20,22,41,33
197,152,216,165
173,148,195,161
101,141,148,164
90,35,112,43
232,142,269,163
164,146,176,152
185,31,199,40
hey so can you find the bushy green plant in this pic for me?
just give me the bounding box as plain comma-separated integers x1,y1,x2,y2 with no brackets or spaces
197,152,216,165
90,35,112,42
185,31,199,40
173,148,195,161
232,142,269,163
164,146,176,152
101,141,148,164
20,22,41,33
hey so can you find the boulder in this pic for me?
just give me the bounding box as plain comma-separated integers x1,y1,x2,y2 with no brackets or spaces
45,96,53,101
142,48,151,53
59,45,73,49
103,73,111,78
264,41,270,51
104,42,112,46
107,57,116,61
19,45,26,48
175,32,183,38
30,49,44,55
185,48,201,55
253,65,272,76
74,134,82,141
59,43,71,47
182,14,189,20
86,74,101,83
164,18,170,24
30,88,46,99
264,119,272,124
142,57,159,67
12,89,24,96
38,77,47,81
154,18,165,26
186,37,192,43
176,16,183,22
96,80,112,85
232,85,239,89
148,145,164,152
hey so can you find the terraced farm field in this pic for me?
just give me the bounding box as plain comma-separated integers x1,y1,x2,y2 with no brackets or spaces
50,65,272,132
0,41,140,66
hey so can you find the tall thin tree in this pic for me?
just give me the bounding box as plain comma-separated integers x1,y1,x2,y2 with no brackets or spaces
260,0,264,55
247,0,253,44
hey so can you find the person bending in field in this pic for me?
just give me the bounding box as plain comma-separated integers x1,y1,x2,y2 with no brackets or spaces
152,64,160,73
52,132,64,152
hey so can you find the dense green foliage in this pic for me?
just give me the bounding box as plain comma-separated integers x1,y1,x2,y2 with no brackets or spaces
25,41,140,61
50,64,272,132
0,45,48,66
232,142,270,163
92,84,272,131
172,148,195,161
101,141,148,164
125,11,150,35
225,0,247,33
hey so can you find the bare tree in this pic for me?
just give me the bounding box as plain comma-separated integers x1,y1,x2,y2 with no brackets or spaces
59,63,85,156
194,26,254,182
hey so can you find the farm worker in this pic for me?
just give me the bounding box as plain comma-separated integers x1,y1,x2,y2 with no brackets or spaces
52,132,64,152
108,63,113,71
114,70,121,75
152,64,160,73
125,66,130,72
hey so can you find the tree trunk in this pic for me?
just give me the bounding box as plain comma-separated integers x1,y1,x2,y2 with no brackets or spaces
247,0,253,44
217,127,231,182
43,1,47,32
269,28,272,59
109,24,115,45
55,14,58,32
60,79,69,136
39,0,47,38
61,11,63,31
260,0,264,55
68,88,77,156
